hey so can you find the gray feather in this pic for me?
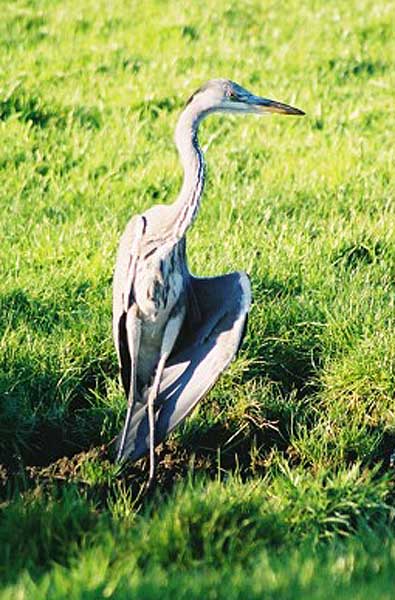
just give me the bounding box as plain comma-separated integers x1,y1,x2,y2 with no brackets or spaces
117,271,251,461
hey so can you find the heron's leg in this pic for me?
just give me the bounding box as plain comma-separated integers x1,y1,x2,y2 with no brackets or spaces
117,305,141,461
146,304,186,487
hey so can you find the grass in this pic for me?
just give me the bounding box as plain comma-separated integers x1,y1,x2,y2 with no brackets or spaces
0,0,395,596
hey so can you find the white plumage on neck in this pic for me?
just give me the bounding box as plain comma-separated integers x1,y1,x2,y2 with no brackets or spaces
171,101,206,240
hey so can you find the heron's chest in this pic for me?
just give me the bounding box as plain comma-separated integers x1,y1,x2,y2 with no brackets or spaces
133,245,185,323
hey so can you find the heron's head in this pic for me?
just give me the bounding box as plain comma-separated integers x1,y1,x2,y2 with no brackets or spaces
186,79,304,117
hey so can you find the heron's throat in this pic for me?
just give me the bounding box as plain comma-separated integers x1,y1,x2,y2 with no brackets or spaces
171,107,205,240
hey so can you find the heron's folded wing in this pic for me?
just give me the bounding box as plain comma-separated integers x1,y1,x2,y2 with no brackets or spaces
112,215,146,397
118,271,251,461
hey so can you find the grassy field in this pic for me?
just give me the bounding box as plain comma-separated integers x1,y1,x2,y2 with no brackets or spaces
1,0,395,597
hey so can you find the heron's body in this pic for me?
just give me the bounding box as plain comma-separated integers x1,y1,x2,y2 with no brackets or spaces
113,79,304,486
113,222,187,387
134,243,185,383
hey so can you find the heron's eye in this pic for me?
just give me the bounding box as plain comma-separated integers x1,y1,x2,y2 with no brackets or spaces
227,91,239,102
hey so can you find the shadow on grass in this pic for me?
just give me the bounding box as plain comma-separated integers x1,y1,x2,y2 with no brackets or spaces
0,274,322,478
0,272,334,514
0,358,111,473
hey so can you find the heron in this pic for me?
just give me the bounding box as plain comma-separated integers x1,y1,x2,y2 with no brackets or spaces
113,79,304,487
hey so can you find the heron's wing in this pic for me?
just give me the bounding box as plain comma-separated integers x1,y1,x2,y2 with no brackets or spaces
118,271,251,461
112,215,146,397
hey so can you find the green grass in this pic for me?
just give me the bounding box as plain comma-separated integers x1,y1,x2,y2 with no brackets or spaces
1,0,395,597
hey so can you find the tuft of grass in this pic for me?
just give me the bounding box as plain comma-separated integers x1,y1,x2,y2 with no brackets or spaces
0,486,101,581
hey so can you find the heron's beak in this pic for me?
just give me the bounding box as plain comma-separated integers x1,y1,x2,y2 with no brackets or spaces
250,96,305,116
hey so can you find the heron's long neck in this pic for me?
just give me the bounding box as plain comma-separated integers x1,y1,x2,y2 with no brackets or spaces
170,106,205,241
